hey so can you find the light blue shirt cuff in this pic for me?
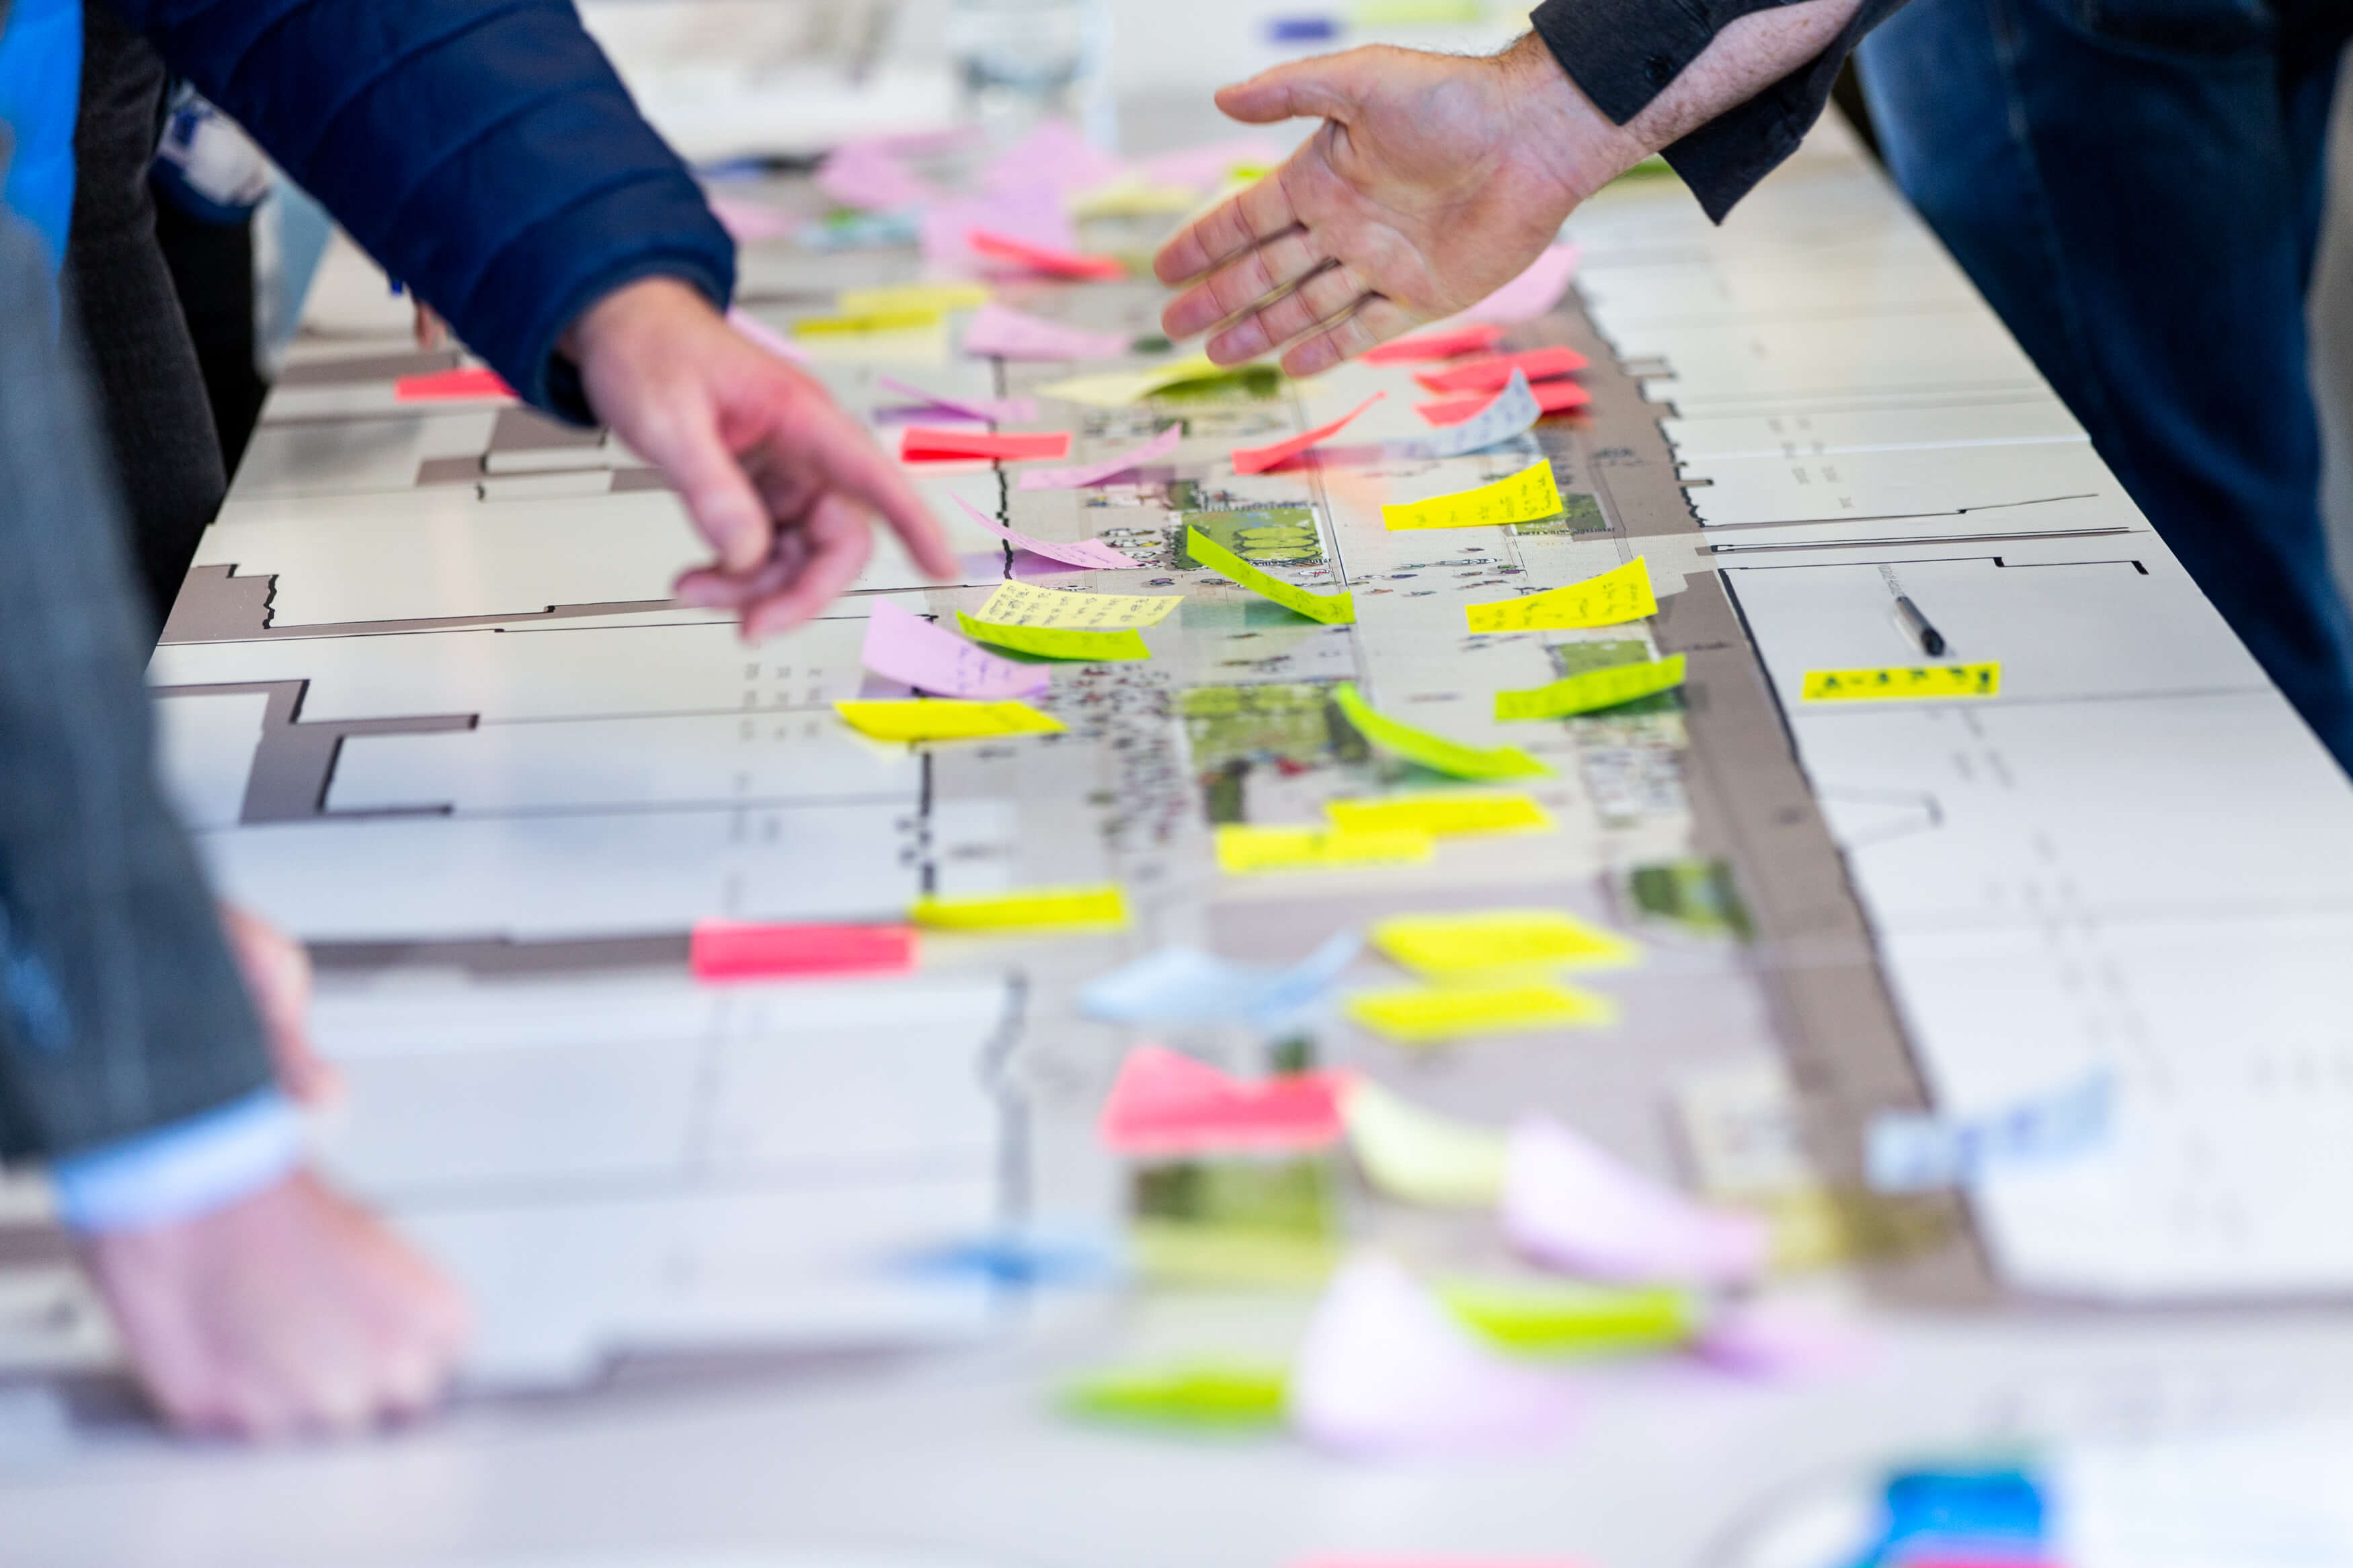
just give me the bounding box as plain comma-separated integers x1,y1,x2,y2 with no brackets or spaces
48,1088,305,1233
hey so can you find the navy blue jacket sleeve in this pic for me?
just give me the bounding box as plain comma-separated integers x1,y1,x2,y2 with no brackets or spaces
1528,0,1910,222
110,0,736,421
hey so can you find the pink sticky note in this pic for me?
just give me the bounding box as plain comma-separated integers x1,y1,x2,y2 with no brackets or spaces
1419,378,1589,426
953,497,1141,569
860,600,1049,700
1098,1044,1346,1155
1693,1297,1872,1379
1501,1116,1770,1286
1447,244,1580,326
875,376,1036,425
727,306,809,363
394,366,515,403
1231,393,1385,475
968,229,1125,281
706,194,796,242
691,921,915,981
902,427,1072,462
1016,423,1182,491
815,141,939,212
1362,323,1508,365
982,120,1125,196
962,304,1131,362
1414,346,1587,394
1289,1253,1576,1458
923,185,1075,274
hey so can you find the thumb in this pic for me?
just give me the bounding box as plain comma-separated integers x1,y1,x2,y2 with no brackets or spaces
1215,53,1360,124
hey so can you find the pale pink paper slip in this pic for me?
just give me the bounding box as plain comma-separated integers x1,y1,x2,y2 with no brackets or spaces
705,195,794,242
922,185,1073,274
981,120,1123,196
1693,1297,1872,1378
859,600,1049,700
815,142,938,211
1289,1253,1575,1458
1016,424,1182,490
953,497,1140,569
875,376,1037,425
1500,1115,1769,1286
1448,244,1581,325
962,304,1129,362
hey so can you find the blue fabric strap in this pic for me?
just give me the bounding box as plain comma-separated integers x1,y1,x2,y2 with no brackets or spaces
49,1088,305,1233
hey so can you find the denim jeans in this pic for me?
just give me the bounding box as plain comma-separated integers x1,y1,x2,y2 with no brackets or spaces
1858,0,2353,770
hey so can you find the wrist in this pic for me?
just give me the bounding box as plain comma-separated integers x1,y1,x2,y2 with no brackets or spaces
1490,32,1651,210
559,275,715,366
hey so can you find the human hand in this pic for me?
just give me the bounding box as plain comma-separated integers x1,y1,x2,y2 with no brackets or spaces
218,904,342,1108
563,277,958,639
80,1169,469,1438
1154,36,1630,376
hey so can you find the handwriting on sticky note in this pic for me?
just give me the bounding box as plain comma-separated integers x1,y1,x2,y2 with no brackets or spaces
1341,1079,1509,1206
1414,346,1587,395
834,699,1063,741
1493,655,1686,721
1232,393,1384,475
1215,825,1433,874
975,580,1181,628
911,884,1129,931
794,308,944,337
901,427,1072,462
1099,1044,1348,1155
962,304,1130,362
689,921,915,982
1501,1114,1769,1285
953,497,1140,568
1332,684,1550,781
1016,424,1183,491
1362,323,1507,364
1382,460,1563,531
1371,910,1639,978
1467,558,1657,632
840,282,992,315
1062,1362,1290,1431
1801,663,2001,701
956,614,1150,661
1185,528,1355,625
1398,370,1541,460
860,600,1049,700
1347,982,1612,1044
1324,792,1554,837
1419,377,1590,426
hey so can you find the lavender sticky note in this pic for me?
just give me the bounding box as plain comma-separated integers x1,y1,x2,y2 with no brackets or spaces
954,497,1141,569
962,304,1131,362
1016,424,1183,490
859,600,1049,700
875,376,1037,425
1500,1115,1769,1286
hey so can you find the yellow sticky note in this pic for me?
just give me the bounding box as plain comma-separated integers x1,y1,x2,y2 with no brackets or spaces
793,308,945,336
1341,1079,1508,1206
1214,824,1433,875
956,613,1150,662
912,884,1129,932
1039,354,1236,408
1324,792,1554,837
837,282,992,315
1346,981,1615,1043
1351,0,1485,22
834,699,1063,741
1800,663,2001,701
1185,527,1354,625
1494,654,1687,721
1467,558,1657,632
1370,909,1640,978
1382,459,1562,531
976,580,1183,629
1068,177,1205,219
1437,1279,1697,1356
1332,683,1551,781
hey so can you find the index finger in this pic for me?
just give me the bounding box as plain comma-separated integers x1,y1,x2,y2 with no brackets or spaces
803,401,961,580
1152,171,1301,288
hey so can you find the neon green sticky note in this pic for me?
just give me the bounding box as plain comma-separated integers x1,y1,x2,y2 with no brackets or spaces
1039,354,1237,407
833,699,1063,741
912,885,1129,932
1437,1278,1698,1356
1466,557,1657,632
1185,526,1355,624
1345,981,1615,1044
1341,1079,1508,1206
1323,792,1554,837
957,613,1150,661
1214,824,1433,875
1060,1362,1290,1431
1494,655,1686,721
1370,909,1642,978
1382,459,1562,531
1332,683,1551,780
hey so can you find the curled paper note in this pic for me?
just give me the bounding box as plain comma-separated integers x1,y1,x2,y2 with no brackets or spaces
1080,931,1361,1030
1437,1278,1696,1357
1419,378,1591,426
1413,346,1587,395
1394,370,1540,460
859,600,1049,700
1382,460,1563,532
1341,1079,1509,1207
1185,528,1355,625
953,497,1142,569
1866,1072,2111,1194
1062,1362,1289,1432
1232,393,1384,475
1501,1115,1771,1286
962,304,1131,362
1492,655,1686,722
1362,323,1507,364
1097,1044,1348,1156
1332,684,1550,781
1466,557,1656,632
874,374,1035,425
1289,1253,1576,1458
1693,1295,1872,1378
